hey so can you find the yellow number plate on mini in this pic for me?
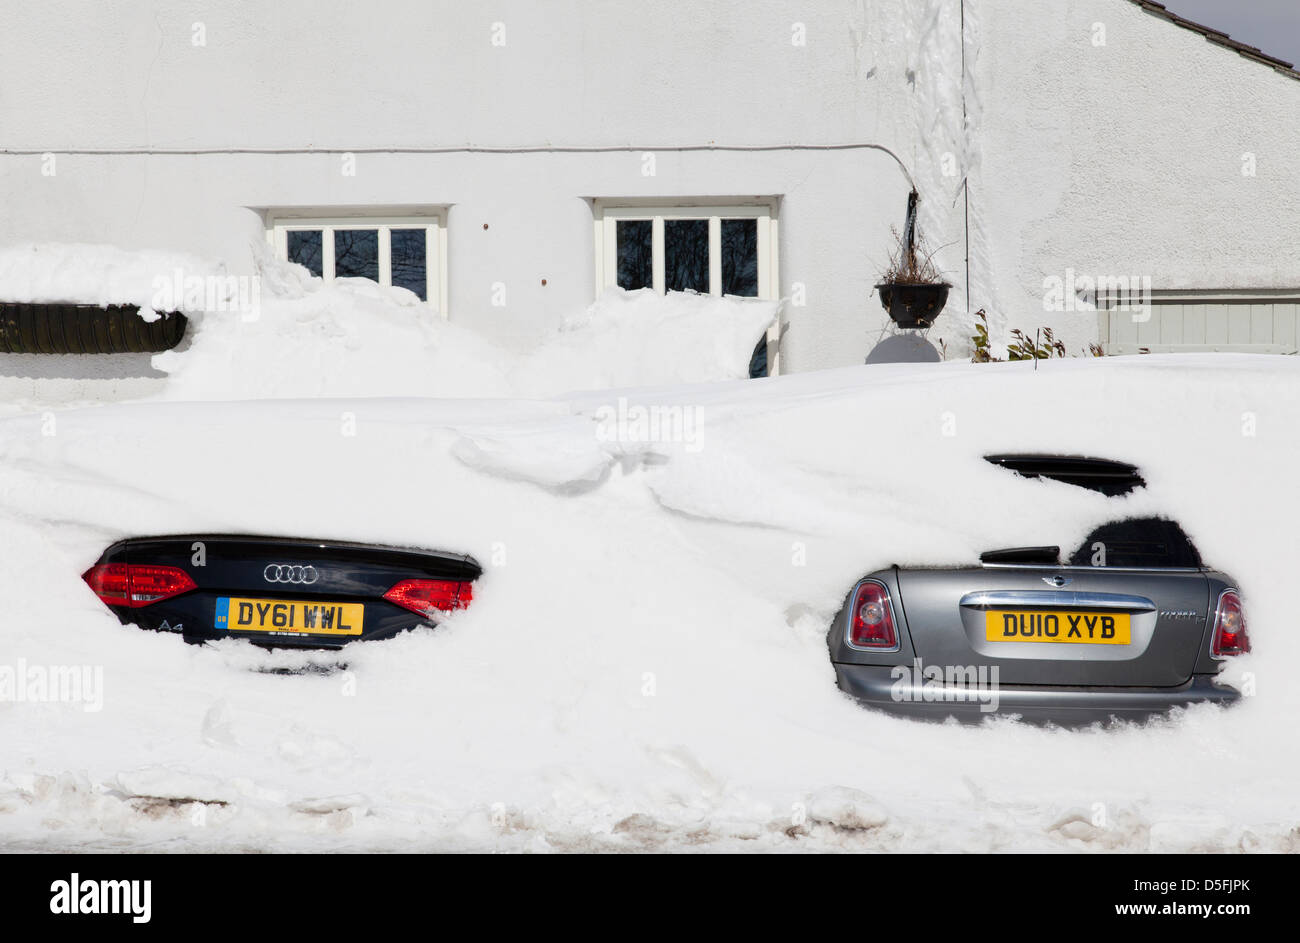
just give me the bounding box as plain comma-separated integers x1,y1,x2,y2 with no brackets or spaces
215,597,364,636
985,610,1130,645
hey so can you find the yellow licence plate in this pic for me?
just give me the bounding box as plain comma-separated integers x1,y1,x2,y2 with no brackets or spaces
985,610,1130,645
215,597,364,636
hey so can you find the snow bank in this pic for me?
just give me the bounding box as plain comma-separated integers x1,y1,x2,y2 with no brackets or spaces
0,354,1295,851
156,267,775,400
1,243,776,404
154,275,517,401
510,288,776,396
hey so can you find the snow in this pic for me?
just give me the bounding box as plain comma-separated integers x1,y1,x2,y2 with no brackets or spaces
0,242,227,313
0,243,775,410
152,255,776,400
0,246,1296,852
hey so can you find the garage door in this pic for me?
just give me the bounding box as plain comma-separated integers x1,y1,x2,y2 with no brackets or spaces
1100,291,1300,355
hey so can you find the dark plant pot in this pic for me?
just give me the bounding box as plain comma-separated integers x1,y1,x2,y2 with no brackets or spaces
875,283,951,329
0,303,188,355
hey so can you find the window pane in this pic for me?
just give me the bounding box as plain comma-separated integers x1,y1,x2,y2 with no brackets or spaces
334,229,379,281
664,219,709,293
287,230,323,277
390,228,428,301
721,218,758,297
616,219,653,290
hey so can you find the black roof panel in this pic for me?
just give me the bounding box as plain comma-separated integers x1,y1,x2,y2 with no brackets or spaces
985,454,1146,496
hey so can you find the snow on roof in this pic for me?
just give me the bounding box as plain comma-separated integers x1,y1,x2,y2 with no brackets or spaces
0,242,226,312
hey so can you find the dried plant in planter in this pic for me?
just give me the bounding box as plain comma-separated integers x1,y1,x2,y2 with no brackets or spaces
881,225,946,286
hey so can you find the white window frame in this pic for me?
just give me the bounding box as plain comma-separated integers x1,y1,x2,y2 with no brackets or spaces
593,199,781,372
267,210,448,317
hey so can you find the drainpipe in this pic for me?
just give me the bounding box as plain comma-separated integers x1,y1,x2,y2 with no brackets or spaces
961,0,971,316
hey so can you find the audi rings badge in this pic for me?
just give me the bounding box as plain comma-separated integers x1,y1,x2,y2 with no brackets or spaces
263,564,319,585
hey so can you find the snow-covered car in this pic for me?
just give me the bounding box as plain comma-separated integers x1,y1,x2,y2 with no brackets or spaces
82,535,481,648
828,456,1249,725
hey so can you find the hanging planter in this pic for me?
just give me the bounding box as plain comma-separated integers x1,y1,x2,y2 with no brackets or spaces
875,189,951,330
0,303,187,355
876,283,951,330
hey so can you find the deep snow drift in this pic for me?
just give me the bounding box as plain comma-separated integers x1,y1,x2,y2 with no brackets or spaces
0,241,778,403
0,249,1295,852
155,277,777,401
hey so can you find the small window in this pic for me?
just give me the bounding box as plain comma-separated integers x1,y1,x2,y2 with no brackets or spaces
595,201,779,375
616,220,653,291
721,218,759,297
334,229,380,282
286,230,323,275
269,212,446,314
663,218,710,293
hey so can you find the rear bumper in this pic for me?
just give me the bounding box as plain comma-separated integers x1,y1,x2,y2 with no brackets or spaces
833,663,1240,726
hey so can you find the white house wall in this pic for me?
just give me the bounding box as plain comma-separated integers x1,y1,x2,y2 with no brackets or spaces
0,1,974,375
1,0,1296,375
976,0,1300,354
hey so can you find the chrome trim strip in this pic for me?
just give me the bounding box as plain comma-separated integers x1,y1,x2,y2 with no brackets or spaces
960,590,1157,612
979,563,1203,573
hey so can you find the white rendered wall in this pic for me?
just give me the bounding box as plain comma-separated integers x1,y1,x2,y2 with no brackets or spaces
1,0,1296,379
0,1,966,376
975,0,1300,354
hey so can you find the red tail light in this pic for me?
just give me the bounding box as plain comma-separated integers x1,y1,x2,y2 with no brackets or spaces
848,580,899,650
1211,589,1250,656
83,563,197,608
383,579,474,618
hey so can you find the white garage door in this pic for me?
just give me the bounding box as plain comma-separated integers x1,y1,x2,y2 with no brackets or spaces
1100,291,1300,355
